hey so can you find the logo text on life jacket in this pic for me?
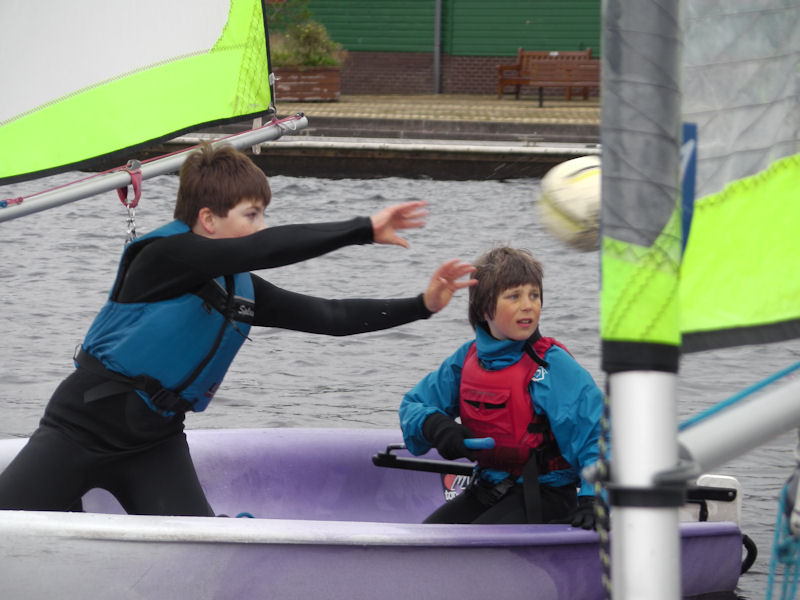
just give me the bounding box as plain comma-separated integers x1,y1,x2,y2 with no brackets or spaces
442,473,472,500
466,389,503,400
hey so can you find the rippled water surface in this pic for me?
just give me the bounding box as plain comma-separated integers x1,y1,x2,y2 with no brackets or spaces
1,171,798,599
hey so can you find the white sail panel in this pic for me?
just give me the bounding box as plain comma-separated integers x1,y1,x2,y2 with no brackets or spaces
0,1,230,125
682,1,800,198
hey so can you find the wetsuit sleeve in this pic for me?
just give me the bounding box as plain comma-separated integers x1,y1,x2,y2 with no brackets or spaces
535,347,604,496
117,217,374,302
250,275,433,334
399,340,473,456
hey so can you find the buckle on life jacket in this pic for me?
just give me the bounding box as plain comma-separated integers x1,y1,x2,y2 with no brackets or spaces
472,476,517,506
146,387,194,413
75,347,193,414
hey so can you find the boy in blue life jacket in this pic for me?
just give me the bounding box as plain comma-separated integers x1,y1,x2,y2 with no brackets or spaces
399,246,604,526
0,142,476,517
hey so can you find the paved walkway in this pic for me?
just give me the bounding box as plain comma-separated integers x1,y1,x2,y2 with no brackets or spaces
274,94,600,127
268,94,600,144
194,94,601,179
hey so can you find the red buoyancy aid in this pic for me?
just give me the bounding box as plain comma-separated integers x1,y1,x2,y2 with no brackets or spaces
459,337,572,477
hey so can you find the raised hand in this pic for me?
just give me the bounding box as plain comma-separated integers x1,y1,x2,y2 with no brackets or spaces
422,258,477,313
370,201,429,248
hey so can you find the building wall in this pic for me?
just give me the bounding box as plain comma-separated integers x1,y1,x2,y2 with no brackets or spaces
305,0,600,95
308,0,436,52
342,52,435,94
343,52,544,95
440,55,516,94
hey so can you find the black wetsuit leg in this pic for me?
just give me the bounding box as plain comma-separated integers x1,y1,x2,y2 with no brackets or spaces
0,368,213,516
0,425,213,516
423,481,577,524
95,432,213,516
0,425,91,511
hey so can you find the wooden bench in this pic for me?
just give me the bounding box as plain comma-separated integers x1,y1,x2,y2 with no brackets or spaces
497,48,600,106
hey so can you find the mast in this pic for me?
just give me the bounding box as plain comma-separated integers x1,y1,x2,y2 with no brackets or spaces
600,1,683,598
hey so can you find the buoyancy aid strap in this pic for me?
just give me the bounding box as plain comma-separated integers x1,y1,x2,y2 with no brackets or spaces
522,453,543,523
522,330,549,368
170,275,236,396
194,278,255,324
74,347,193,413
523,332,573,368
523,343,549,368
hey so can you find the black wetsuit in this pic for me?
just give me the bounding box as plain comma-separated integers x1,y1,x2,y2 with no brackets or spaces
0,217,431,516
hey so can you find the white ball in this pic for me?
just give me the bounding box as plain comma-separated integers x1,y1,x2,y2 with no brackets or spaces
537,155,601,252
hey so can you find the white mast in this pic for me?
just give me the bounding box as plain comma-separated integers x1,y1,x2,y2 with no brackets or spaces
600,1,684,598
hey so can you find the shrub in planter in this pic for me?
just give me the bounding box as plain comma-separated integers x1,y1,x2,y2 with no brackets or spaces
267,1,346,101
270,21,345,68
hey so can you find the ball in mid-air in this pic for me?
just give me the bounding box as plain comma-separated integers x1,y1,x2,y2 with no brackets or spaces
537,155,601,252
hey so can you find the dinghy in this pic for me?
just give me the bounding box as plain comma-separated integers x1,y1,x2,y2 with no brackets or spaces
0,428,747,600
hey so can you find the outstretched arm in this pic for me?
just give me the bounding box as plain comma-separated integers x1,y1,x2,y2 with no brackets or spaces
119,201,432,302
250,258,475,331
251,277,430,333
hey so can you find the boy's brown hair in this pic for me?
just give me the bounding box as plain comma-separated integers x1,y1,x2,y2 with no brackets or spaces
174,142,272,226
468,246,544,330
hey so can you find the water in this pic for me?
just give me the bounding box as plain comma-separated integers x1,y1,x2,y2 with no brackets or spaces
2,171,799,599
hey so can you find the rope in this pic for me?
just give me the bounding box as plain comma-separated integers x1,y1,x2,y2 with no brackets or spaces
680,361,800,431
767,478,800,600
593,391,613,600
0,197,24,209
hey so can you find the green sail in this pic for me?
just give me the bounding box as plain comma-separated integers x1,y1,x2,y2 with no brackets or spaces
680,153,800,352
0,0,272,184
601,207,683,348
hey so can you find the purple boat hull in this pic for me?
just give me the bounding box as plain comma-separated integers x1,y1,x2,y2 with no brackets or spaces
0,428,742,599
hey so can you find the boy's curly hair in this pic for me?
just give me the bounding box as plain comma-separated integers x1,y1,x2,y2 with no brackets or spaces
468,246,543,330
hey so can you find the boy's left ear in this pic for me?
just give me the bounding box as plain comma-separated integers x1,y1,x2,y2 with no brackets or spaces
195,207,217,235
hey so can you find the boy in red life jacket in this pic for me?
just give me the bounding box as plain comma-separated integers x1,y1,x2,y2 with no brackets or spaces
399,246,604,526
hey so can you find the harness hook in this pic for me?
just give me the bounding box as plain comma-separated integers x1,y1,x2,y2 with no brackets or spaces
116,160,142,243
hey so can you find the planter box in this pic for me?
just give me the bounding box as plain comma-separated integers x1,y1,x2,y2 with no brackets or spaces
273,66,340,101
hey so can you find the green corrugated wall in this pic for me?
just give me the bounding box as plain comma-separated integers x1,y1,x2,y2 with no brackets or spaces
307,0,600,56
307,0,436,52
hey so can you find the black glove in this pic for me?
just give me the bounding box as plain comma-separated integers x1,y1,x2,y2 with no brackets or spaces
568,496,597,529
422,413,476,461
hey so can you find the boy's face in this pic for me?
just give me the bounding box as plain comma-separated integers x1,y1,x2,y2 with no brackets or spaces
486,283,542,341
203,197,266,239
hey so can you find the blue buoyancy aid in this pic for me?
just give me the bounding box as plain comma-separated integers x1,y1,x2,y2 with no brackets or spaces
79,220,254,415
459,336,572,477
